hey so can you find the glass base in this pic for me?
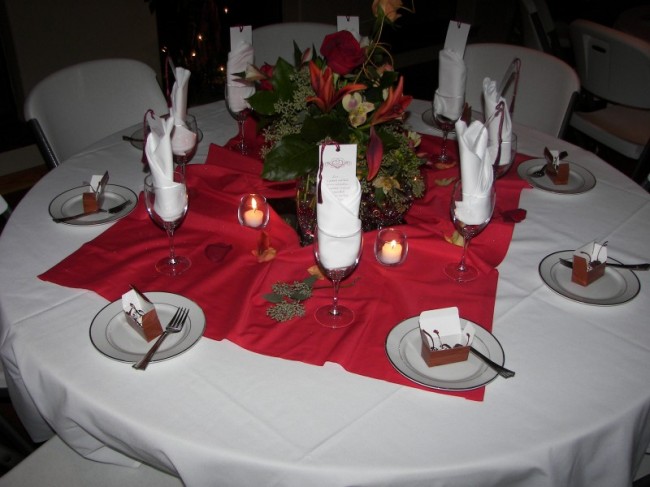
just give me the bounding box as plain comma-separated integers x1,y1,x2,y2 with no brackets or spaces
156,255,191,276
444,262,478,282
315,304,355,328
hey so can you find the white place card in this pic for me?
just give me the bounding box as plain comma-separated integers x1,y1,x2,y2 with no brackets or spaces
230,25,253,50
419,307,475,350
444,21,471,54
320,143,358,202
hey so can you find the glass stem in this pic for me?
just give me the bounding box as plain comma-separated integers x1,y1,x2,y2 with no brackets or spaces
330,278,342,316
238,118,245,149
440,131,449,161
166,225,176,264
458,235,471,271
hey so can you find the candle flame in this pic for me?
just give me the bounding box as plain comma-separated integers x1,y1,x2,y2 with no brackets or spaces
390,239,398,249
251,198,258,211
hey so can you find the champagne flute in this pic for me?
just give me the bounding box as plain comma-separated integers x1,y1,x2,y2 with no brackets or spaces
171,114,200,178
444,180,496,282
313,226,362,328
225,83,250,155
433,90,465,163
491,133,517,179
144,170,191,276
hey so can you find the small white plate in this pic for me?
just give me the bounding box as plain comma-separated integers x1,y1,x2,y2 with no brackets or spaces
421,109,457,140
49,185,137,226
385,316,505,391
538,250,641,305
517,159,596,194
90,292,205,363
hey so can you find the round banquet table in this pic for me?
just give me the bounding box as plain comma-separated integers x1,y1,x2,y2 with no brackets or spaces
1,100,649,487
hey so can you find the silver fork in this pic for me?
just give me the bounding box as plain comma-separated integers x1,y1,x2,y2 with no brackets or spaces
132,307,189,370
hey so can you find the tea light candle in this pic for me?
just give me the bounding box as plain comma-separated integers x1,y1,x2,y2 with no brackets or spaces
238,194,269,229
374,228,408,266
244,198,264,228
381,240,403,264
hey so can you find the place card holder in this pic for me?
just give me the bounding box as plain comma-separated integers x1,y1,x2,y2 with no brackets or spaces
571,241,607,286
418,307,475,367
83,171,109,212
545,151,569,185
122,286,163,342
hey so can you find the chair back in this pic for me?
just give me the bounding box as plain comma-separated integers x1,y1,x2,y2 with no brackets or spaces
464,43,580,137
570,19,650,109
519,0,558,54
24,59,168,168
252,22,336,66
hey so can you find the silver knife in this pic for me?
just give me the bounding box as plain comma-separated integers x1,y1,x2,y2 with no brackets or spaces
558,257,650,271
52,200,132,223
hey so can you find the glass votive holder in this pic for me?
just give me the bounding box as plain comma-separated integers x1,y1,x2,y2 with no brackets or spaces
375,228,408,266
237,194,269,229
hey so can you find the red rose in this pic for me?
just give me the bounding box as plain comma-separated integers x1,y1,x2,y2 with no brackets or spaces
259,63,274,91
319,31,365,75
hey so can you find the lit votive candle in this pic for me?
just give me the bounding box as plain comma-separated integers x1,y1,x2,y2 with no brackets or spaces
375,228,408,266
238,194,269,229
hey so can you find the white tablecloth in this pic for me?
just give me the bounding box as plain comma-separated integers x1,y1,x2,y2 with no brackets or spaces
1,100,649,486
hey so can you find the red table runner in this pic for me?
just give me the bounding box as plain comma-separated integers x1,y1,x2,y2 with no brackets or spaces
40,134,529,400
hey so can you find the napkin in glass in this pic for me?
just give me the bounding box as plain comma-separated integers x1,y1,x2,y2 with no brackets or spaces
145,113,186,222
436,48,466,118
227,41,255,113
169,67,197,155
482,77,512,166
316,152,362,270
455,119,493,225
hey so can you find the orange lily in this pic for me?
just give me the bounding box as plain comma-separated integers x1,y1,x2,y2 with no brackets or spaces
370,76,412,125
306,61,366,113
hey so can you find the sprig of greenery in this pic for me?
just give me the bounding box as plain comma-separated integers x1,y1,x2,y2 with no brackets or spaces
264,275,318,322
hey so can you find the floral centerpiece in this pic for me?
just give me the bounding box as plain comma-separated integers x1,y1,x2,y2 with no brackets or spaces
244,0,425,233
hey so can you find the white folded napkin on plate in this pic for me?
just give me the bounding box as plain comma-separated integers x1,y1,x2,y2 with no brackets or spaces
438,48,466,99
145,113,187,222
227,41,255,113
316,175,362,270
482,77,513,166
455,119,494,225
170,67,191,122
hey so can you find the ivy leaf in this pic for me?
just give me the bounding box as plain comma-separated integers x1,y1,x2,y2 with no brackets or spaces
262,135,318,180
263,293,284,303
300,114,349,143
247,90,279,116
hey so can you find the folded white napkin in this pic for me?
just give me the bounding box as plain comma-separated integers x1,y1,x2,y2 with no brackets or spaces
454,119,494,225
482,77,513,166
438,48,466,99
227,41,255,113
170,67,191,122
145,113,187,222
316,176,362,270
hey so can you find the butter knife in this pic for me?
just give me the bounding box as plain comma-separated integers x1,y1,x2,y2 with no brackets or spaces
53,200,132,223
558,257,650,271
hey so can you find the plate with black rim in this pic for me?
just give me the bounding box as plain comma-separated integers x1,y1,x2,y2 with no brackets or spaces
49,184,137,226
385,316,505,391
90,292,205,363
538,250,641,305
517,159,596,194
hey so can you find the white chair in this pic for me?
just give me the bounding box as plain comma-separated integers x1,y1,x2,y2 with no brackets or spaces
24,58,168,169
0,435,183,486
569,19,650,183
252,22,336,67
464,43,580,137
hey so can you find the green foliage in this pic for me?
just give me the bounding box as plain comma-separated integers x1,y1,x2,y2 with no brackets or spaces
264,275,319,322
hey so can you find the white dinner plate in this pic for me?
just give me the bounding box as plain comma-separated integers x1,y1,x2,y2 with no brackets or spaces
49,184,137,226
538,250,641,306
128,126,204,150
517,158,596,194
385,316,505,391
421,108,457,140
90,292,205,363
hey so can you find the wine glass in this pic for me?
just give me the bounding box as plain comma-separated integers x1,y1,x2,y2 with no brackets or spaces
444,180,496,282
144,170,191,276
171,114,200,178
225,83,250,155
491,133,518,179
313,226,362,328
433,90,465,163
